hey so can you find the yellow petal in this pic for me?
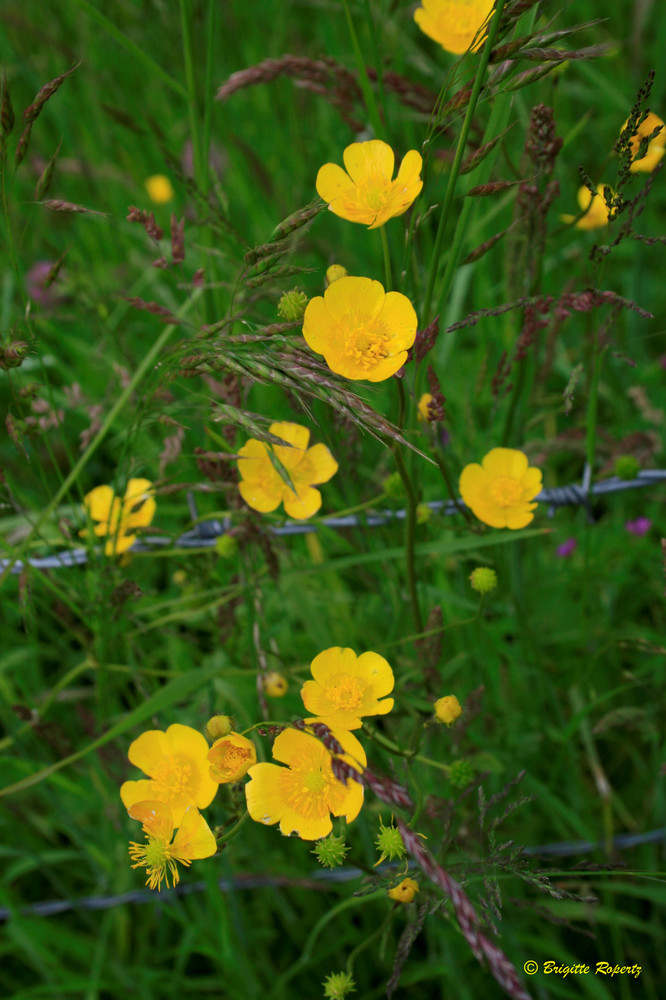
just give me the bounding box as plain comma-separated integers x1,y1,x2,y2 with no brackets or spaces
166,723,218,810
245,762,288,827
504,505,537,530
105,530,136,556
481,448,529,480
84,484,115,522
364,353,409,382
342,139,394,186
238,480,282,513
303,443,338,485
280,807,332,841
395,149,423,187
310,647,358,686
282,486,322,520
356,651,395,697
315,162,356,204
172,804,217,860
127,730,171,777
269,421,310,452
302,295,335,355
378,291,418,352
121,778,163,813
128,799,173,841
325,275,386,324
520,467,543,500
273,726,327,766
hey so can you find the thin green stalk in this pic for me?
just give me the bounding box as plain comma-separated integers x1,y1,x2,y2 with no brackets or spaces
179,0,204,192
341,0,385,140
366,727,451,775
0,291,201,586
380,226,393,290
586,340,608,496
394,380,423,633
70,0,189,99
422,0,507,323
362,0,388,132
346,913,393,975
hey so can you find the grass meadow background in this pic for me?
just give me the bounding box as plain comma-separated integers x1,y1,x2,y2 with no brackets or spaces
1,0,665,998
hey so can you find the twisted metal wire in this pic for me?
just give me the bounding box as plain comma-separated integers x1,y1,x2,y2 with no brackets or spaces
2,469,664,574
1,825,664,921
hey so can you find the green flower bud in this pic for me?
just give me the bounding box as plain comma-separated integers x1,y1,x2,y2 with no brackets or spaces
312,834,349,869
323,971,355,999
277,288,308,321
449,758,475,789
614,455,640,480
469,566,498,594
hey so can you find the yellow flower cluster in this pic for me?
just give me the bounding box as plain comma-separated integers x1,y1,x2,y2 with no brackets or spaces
308,139,421,383
245,646,395,840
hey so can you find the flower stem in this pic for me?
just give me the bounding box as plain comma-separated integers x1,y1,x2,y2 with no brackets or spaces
394,379,423,632
341,0,385,140
422,0,507,323
380,225,393,291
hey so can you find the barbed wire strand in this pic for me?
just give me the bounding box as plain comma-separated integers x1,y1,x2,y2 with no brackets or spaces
1,825,664,922
2,469,664,574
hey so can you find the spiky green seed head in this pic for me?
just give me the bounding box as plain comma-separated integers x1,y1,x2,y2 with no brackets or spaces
277,288,308,321
313,834,349,869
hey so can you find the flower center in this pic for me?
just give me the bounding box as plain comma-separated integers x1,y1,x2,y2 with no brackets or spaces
488,476,524,507
151,753,197,802
129,835,182,892
344,319,390,370
281,755,335,819
212,744,251,777
328,675,364,711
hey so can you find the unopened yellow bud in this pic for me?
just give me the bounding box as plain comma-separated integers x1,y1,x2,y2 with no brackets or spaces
145,174,174,204
262,671,288,697
388,877,419,903
205,715,233,741
325,264,348,286
434,695,462,726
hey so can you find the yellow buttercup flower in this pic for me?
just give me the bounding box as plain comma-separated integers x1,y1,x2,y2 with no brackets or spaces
245,726,366,841
237,421,338,520
316,140,423,229
622,111,665,172
459,448,542,529
302,276,417,382
128,800,216,891
561,185,613,230
120,723,218,827
301,646,395,731
388,877,420,903
145,174,174,204
81,478,155,556
207,733,257,783
414,0,494,55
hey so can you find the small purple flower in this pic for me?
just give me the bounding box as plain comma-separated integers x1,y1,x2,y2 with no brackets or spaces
556,537,577,558
625,517,651,536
